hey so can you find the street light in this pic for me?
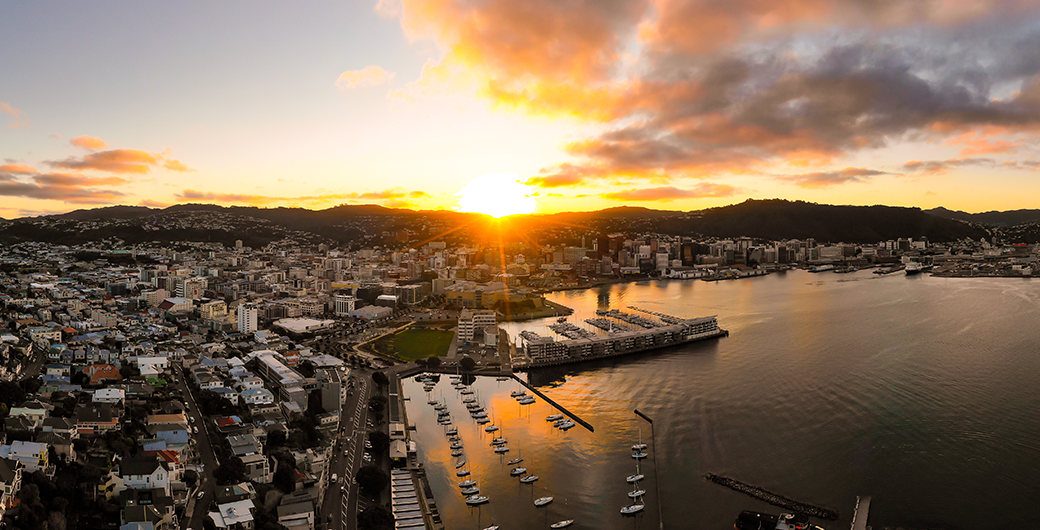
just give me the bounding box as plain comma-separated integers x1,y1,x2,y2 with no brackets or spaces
634,409,664,530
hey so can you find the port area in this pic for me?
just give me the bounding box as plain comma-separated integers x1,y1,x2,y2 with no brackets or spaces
513,310,728,369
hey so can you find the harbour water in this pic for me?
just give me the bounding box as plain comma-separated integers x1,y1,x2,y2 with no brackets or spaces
401,270,1040,529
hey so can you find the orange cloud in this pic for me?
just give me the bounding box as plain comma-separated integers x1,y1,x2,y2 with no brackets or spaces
0,172,126,204
70,135,108,151
0,102,28,130
49,149,160,174
163,159,193,172
337,66,394,89
139,199,170,208
602,183,737,201
902,158,995,176
0,163,39,174
175,188,431,206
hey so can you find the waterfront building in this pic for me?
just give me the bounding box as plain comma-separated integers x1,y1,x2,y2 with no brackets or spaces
458,309,496,343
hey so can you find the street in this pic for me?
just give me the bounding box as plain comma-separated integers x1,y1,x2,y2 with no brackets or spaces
178,366,219,530
319,372,370,530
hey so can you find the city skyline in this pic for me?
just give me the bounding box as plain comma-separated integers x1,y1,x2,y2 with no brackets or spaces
3,1,1040,218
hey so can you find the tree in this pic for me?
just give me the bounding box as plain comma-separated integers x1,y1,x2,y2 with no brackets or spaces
273,456,297,494
459,356,476,371
357,505,394,530
368,395,387,413
183,469,199,488
367,430,390,454
371,371,389,386
214,456,247,485
70,371,89,386
267,429,287,447
426,356,442,368
354,465,388,497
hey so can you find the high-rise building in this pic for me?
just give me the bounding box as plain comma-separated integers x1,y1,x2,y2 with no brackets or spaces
238,302,259,333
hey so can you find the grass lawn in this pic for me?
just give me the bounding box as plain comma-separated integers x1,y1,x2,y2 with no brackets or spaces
393,328,454,361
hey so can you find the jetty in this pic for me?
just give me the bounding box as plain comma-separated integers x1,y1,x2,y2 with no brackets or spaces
704,473,840,520
850,496,871,530
510,374,594,433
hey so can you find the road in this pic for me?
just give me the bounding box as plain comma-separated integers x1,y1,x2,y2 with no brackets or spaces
178,366,219,530
319,372,370,530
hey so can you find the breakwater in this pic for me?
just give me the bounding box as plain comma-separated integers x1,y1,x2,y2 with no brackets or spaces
704,473,840,520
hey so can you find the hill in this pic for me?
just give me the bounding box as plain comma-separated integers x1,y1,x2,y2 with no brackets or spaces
0,200,994,246
924,207,1040,226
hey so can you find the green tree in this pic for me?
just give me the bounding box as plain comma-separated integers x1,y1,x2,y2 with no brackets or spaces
426,356,442,368
357,505,394,530
368,395,387,413
267,429,287,447
183,469,199,488
354,465,388,497
273,457,297,494
214,456,247,485
459,356,476,371
367,430,390,454
371,371,389,386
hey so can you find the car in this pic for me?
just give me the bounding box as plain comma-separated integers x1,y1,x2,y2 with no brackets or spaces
331,473,337,483
189,416,195,423
193,426,199,434
197,491,204,499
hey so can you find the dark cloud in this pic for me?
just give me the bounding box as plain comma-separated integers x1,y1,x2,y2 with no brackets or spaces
780,168,886,188
601,183,737,201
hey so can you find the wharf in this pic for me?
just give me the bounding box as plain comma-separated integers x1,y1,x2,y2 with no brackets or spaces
510,374,594,433
850,496,871,530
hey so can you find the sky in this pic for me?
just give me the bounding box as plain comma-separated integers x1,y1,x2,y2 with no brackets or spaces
2,1,1040,218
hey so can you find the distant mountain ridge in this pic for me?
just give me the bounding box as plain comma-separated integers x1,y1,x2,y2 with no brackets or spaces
924,207,1040,226
0,200,1001,246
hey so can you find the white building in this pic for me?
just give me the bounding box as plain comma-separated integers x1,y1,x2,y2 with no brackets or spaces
238,302,259,334
334,294,357,316
458,309,496,343
179,276,208,299
0,441,48,473
120,456,170,495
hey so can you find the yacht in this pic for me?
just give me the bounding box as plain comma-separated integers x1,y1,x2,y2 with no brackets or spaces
450,443,463,450
483,526,500,530
484,425,499,433
518,396,536,405
448,436,461,442
476,418,490,425
507,456,524,465
631,451,647,459
445,428,458,436
472,411,488,419
462,397,477,404
519,474,538,483
493,446,510,454
632,427,647,451
458,479,476,488
534,496,553,507
559,421,576,430
455,459,466,469
451,450,464,457
620,503,645,515
460,389,475,395
461,486,479,495
628,487,646,498
510,389,526,398
456,469,470,477
465,495,489,505
490,437,507,446
550,520,573,528
546,414,564,422
509,467,527,476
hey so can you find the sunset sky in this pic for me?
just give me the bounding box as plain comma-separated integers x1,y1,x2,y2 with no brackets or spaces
3,1,1040,218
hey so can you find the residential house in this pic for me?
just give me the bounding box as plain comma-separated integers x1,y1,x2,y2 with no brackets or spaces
120,455,171,495
94,387,127,404
8,400,47,428
84,363,122,385
75,403,120,434
208,499,256,530
0,440,49,473
0,457,22,524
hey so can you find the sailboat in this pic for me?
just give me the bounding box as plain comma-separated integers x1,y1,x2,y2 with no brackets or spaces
632,427,647,451
626,458,644,483
534,496,553,507
507,448,524,466
519,474,538,483
620,502,645,515
550,520,574,528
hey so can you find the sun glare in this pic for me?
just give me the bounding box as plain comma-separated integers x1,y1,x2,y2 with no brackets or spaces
456,173,537,217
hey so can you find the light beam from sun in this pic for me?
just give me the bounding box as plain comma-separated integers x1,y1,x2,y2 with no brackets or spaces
456,173,537,217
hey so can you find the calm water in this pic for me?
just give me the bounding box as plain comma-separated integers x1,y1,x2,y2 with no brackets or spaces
401,271,1040,529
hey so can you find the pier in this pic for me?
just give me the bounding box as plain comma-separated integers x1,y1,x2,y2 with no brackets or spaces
850,496,871,530
510,374,595,433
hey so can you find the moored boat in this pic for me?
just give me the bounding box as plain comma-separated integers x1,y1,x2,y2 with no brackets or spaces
534,496,553,507
550,520,573,528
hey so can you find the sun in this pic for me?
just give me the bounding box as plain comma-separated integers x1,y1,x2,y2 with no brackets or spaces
456,173,537,217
